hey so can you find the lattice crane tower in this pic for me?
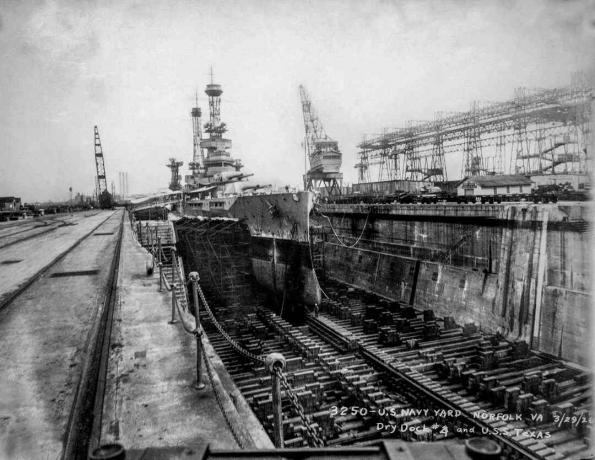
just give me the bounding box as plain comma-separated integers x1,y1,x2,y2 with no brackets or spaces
298,84,343,195
94,125,108,197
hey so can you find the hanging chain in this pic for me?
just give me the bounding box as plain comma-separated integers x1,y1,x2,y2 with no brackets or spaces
196,285,266,364
274,367,324,447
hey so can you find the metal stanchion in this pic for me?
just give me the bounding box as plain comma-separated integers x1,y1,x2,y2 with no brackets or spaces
189,272,205,390
169,283,177,324
158,262,163,292
157,236,162,264
171,249,176,285
146,223,151,249
266,352,286,448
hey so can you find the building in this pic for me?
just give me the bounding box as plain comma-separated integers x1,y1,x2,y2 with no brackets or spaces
457,175,533,197
0,196,21,211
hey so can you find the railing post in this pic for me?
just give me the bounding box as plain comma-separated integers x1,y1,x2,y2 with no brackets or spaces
157,236,162,264
189,272,205,390
171,248,176,284
146,223,151,249
158,262,163,292
266,353,286,448
169,283,177,324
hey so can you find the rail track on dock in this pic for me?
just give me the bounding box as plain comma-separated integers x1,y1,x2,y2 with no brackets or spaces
0,215,79,250
0,210,124,459
197,278,591,460
0,211,116,312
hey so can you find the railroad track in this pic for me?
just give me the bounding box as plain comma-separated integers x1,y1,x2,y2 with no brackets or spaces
198,278,591,460
0,210,124,459
0,215,76,250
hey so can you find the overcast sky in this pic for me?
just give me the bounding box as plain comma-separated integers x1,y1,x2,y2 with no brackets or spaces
0,0,593,202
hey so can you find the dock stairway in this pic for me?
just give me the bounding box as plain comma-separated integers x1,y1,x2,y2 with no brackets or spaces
133,219,190,310
135,220,176,248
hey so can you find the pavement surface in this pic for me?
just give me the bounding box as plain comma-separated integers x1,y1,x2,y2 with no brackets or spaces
0,210,123,459
0,211,116,308
99,216,267,452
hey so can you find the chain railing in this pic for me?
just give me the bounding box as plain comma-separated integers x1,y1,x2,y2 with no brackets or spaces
168,270,249,449
274,365,325,447
162,257,324,449
195,284,325,447
199,337,249,449
195,284,266,365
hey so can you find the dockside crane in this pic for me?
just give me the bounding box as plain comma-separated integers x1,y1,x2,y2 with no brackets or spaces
94,125,107,197
299,85,343,196
94,125,113,208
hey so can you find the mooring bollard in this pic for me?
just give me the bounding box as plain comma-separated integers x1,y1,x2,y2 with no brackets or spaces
169,283,177,324
189,272,205,390
266,352,286,448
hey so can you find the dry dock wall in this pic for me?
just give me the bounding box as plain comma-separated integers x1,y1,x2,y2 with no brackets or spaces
319,203,590,366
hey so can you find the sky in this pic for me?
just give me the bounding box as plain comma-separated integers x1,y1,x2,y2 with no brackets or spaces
0,0,593,202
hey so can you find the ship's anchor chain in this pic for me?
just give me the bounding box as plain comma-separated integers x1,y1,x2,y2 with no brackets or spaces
274,366,325,447
196,285,267,364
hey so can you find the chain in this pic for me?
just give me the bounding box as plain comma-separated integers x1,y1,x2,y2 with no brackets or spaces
199,338,247,449
196,285,266,364
274,367,324,447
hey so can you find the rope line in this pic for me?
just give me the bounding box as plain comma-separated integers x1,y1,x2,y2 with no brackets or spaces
320,211,371,248
199,338,247,448
172,286,197,334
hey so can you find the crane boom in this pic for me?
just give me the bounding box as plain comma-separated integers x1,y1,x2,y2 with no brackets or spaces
94,125,107,197
298,85,343,195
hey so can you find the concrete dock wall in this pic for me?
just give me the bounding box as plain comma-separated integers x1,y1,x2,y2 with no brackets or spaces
320,203,590,365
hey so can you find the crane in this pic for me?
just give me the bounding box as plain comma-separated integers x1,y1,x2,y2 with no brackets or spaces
94,125,108,198
298,85,343,195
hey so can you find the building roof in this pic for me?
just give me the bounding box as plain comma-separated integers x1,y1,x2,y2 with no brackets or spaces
0,196,20,201
459,175,532,187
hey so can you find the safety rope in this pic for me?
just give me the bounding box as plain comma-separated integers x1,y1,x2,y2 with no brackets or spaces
168,264,247,448
274,367,324,447
320,210,370,248
172,286,198,334
199,338,247,449
196,285,266,364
